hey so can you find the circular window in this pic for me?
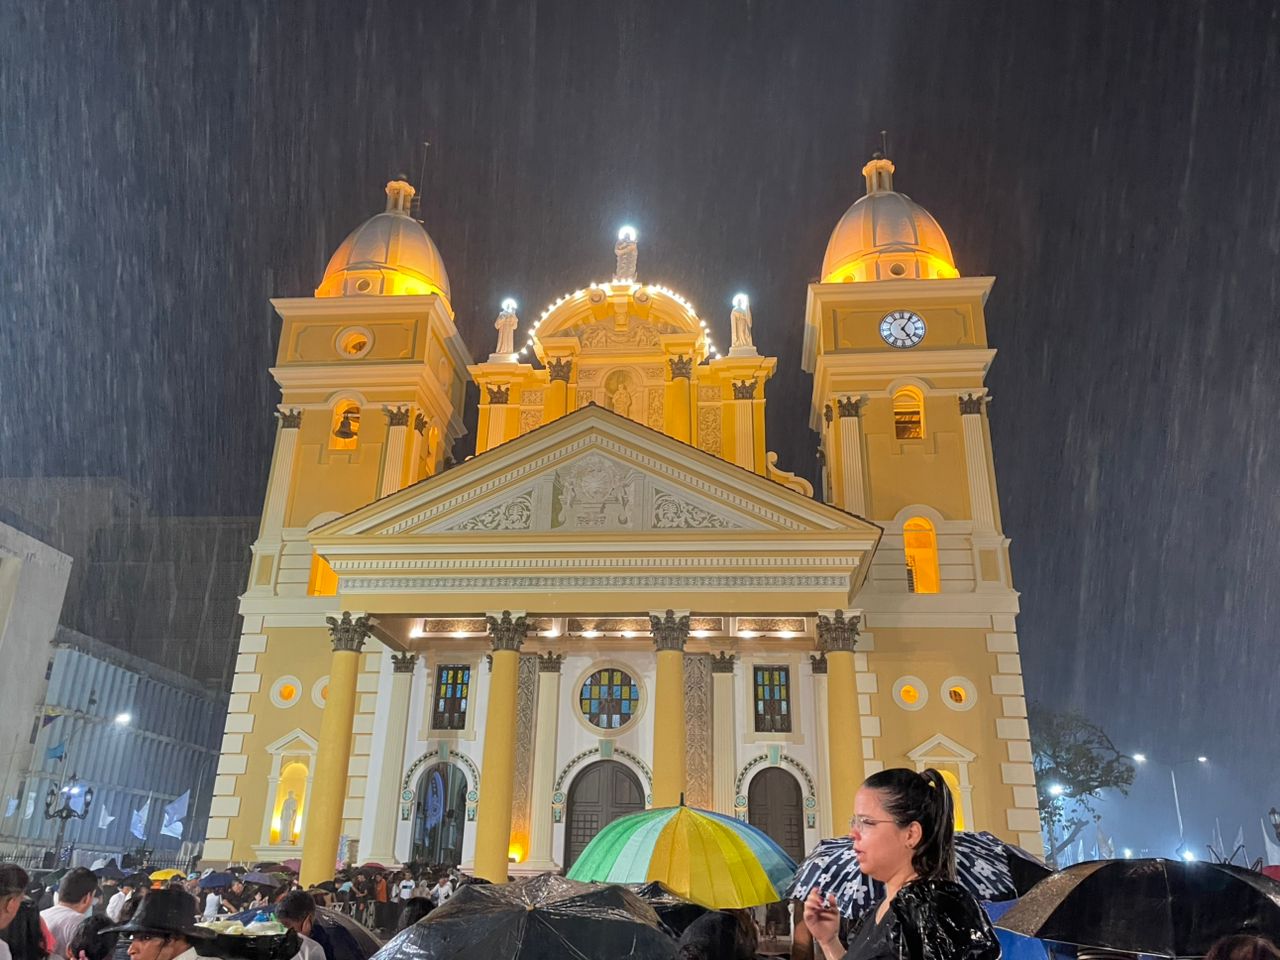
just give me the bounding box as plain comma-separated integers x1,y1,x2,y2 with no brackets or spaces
354,278,372,293
270,676,302,709
889,262,907,277
892,675,928,711
579,667,641,731
335,326,373,359
940,676,977,712
311,676,330,708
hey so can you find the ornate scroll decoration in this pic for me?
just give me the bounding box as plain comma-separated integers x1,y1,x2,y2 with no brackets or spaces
536,652,564,673
278,409,303,429
823,404,833,425
391,652,418,674
450,493,534,532
733,753,819,825
326,612,373,653
816,609,860,653
385,406,411,427
684,654,713,808
697,407,722,455
486,385,510,405
710,652,737,674
650,609,690,652
652,490,733,529
809,652,828,675
959,393,988,415
581,320,661,348
732,379,758,400
669,355,693,379
486,610,528,651
548,357,573,382
413,412,427,434
519,409,542,435
510,654,539,850
837,396,862,418
647,389,664,430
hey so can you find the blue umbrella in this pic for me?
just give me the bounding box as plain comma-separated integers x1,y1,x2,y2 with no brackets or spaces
201,871,236,890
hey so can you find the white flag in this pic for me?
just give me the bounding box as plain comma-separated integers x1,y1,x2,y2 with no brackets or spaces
98,805,115,830
3,797,16,818
1261,819,1280,866
23,793,34,820
1233,825,1246,862
131,798,151,840
161,790,189,839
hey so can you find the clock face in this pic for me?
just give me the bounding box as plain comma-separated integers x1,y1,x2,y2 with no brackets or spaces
880,310,926,349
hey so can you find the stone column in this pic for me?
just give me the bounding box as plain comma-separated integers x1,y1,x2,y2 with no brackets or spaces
380,407,410,497
818,610,861,829
664,355,693,443
409,413,426,484
730,380,757,471
473,611,528,882
959,394,996,531
301,612,372,886
809,652,833,836
483,385,512,452
650,610,690,807
710,653,737,815
524,653,563,871
544,359,572,423
261,409,302,535
363,652,416,865
835,397,867,516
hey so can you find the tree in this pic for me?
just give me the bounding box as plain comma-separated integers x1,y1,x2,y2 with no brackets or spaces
1029,702,1135,866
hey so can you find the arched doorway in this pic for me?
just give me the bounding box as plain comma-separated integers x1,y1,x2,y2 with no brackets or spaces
563,760,645,869
412,762,467,867
747,767,805,862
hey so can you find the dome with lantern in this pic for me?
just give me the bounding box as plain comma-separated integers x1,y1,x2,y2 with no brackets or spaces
316,178,452,301
820,155,959,284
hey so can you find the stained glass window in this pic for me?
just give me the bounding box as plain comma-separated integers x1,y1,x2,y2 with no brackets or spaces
579,668,640,730
754,665,792,733
432,664,471,730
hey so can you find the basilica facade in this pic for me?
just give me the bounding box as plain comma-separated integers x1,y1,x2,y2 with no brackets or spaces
203,156,1040,883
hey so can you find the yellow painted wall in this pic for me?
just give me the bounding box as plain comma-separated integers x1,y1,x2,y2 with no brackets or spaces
861,395,971,520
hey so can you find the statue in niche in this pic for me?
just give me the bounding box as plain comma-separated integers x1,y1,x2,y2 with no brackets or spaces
730,293,754,350
279,791,298,843
493,299,520,356
610,381,633,418
614,227,638,282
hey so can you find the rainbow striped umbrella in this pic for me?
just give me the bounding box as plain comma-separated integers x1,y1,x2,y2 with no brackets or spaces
566,804,797,909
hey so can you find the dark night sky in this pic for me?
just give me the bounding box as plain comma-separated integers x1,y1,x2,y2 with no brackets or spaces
3,1,1279,857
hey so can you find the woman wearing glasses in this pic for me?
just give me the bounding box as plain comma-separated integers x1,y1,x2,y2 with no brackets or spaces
803,768,1001,960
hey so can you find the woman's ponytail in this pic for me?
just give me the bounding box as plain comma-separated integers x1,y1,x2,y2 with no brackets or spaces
862,767,957,881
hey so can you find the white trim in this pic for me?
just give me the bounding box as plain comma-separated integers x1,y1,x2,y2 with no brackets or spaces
334,326,375,360
311,676,329,708
939,676,978,712
891,675,928,711
269,675,303,709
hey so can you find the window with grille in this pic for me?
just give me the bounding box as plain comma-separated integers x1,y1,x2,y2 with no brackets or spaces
432,664,471,730
893,387,925,439
579,668,640,730
754,665,792,733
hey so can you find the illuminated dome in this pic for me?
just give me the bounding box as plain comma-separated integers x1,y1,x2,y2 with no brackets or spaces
316,179,451,300
820,156,958,283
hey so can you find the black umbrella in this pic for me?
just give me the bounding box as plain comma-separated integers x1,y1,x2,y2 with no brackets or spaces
371,873,675,960
93,861,126,881
315,906,382,960
997,858,1280,958
626,881,708,937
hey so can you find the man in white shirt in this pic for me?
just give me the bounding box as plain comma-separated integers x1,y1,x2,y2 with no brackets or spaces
105,887,214,960
107,880,136,922
428,876,453,908
396,875,417,901
0,863,31,960
41,867,98,956
274,891,324,960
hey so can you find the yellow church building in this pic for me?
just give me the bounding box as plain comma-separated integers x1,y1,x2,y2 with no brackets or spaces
202,156,1040,884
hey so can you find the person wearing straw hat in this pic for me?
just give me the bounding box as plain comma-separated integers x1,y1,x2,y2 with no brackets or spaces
103,889,211,960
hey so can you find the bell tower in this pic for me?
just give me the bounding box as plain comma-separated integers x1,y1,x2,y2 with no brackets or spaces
803,154,1042,850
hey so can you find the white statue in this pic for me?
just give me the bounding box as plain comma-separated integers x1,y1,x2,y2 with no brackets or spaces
279,791,298,843
614,226,638,282
730,292,754,350
610,382,633,418
493,298,519,356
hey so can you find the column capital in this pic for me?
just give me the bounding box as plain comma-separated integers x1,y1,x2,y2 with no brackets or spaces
413,412,427,434
326,611,373,653
385,406,411,427
547,357,573,383
809,652,828,674
486,610,528,651
668,354,693,380
486,384,510,405
710,652,737,674
536,652,564,673
277,408,303,429
958,393,989,415
391,652,418,674
816,609,861,653
649,609,690,652
837,396,863,418
732,379,758,400
823,403,833,425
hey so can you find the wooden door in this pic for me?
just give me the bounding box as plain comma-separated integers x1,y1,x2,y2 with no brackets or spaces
747,767,805,862
564,760,645,868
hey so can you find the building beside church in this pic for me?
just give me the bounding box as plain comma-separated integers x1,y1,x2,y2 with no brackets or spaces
203,156,1039,883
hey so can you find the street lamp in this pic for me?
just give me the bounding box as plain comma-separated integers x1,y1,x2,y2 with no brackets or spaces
1133,751,1209,851
1268,808,1280,843
44,771,94,862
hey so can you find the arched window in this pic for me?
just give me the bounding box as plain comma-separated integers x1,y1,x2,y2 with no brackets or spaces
329,403,360,450
893,387,925,439
903,517,940,594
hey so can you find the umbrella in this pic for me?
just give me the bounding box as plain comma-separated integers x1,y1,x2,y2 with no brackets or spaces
790,831,1052,918
358,862,388,872
371,873,674,960
243,871,287,886
282,859,301,874
201,872,236,890
997,858,1280,957
567,804,797,909
149,869,184,882
626,881,708,937
315,906,382,960
254,862,284,872
93,861,126,881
